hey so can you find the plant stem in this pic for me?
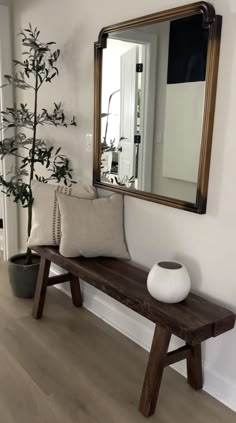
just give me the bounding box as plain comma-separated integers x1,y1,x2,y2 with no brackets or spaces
26,63,39,265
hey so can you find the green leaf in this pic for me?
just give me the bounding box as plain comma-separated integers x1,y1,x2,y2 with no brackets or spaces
13,60,25,66
55,147,61,155
0,23,78,214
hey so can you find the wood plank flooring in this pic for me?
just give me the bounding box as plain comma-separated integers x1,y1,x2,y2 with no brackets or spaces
0,262,235,423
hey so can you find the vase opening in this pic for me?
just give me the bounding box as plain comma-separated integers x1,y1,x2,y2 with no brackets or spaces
158,261,182,270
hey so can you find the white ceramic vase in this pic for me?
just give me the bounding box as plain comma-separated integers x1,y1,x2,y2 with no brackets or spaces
147,261,191,303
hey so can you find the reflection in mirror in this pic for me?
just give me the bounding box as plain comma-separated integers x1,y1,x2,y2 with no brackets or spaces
100,14,209,203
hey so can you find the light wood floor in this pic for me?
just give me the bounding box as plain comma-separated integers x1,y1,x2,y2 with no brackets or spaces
0,263,235,423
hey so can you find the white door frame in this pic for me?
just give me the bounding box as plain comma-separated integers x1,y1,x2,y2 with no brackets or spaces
119,46,138,180
0,4,18,260
110,30,158,191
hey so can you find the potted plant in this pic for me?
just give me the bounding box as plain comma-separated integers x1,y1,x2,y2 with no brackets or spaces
0,24,76,298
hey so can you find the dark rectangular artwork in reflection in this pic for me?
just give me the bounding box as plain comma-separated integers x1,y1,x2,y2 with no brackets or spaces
167,15,209,84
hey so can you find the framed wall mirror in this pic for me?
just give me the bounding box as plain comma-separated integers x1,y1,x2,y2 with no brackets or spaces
93,2,222,213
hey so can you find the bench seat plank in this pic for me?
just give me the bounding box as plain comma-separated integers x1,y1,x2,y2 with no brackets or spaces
33,246,235,345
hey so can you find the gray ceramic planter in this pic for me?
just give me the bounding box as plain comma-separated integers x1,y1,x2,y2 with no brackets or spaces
8,254,40,298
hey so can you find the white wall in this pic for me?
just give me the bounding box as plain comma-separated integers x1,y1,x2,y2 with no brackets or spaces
13,0,236,412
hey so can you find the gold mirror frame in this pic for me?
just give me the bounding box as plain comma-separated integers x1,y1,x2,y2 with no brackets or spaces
93,2,222,214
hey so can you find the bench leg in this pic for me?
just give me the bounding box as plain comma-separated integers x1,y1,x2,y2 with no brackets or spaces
32,257,51,319
187,344,203,389
139,325,171,417
70,275,83,307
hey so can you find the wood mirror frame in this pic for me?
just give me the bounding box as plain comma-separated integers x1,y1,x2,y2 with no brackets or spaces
93,2,222,214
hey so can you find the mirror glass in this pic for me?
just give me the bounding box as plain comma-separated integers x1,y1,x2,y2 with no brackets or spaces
100,14,209,203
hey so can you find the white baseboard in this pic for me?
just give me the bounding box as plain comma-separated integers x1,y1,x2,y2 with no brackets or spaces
51,269,236,413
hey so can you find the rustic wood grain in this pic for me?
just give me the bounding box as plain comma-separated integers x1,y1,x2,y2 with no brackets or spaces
32,256,51,319
32,246,235,345
187,344,203,389
165,345,191,367
47,273,72,286
69,275,83,307
139,325,171,417
31,246,235,418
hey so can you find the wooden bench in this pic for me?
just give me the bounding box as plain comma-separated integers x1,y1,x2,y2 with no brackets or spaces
32,246,235,418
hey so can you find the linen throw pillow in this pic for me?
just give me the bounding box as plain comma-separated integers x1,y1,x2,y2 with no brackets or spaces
56,192,130,259
27,180,97,247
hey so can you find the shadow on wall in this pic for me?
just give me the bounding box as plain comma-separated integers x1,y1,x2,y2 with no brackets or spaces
174,253,203,292
206,327,236,390
175,250,236,313
205,0,236,217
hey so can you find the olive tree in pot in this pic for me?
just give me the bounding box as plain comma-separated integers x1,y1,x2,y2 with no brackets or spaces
0,25,76,298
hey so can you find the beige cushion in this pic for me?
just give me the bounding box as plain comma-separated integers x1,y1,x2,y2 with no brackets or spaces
56,192,130,259
28,180,97,247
